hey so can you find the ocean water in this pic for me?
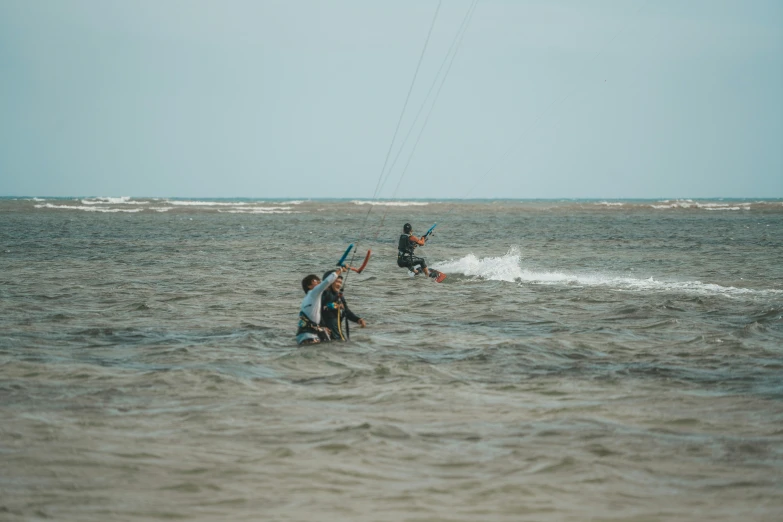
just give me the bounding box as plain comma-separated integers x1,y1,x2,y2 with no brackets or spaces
1,197,782,521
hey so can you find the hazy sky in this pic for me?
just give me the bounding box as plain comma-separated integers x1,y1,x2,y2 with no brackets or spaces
1,0,781,199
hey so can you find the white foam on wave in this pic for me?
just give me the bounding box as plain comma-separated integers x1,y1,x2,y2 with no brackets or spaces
217,207,299,214
81,196,142,205
34,203,142,213
32,198,303,213
162,199,300,207
596,201,625,207
651,199,751,211
351,200,429,207
434,247,782,297
435,248,526,282
165,200,251,207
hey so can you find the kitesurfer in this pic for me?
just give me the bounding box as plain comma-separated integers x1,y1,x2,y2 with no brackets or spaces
320,270,367,341
397,223,431,277
296,266,347,345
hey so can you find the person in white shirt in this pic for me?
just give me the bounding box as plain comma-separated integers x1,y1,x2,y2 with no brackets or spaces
296,265,348,345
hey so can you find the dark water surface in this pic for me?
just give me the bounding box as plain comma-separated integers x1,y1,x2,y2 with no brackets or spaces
1,197,782,521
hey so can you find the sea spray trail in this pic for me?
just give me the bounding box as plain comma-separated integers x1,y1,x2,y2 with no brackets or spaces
435,247,783,298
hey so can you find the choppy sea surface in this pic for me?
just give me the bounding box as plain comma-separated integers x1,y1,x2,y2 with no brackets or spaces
1,197,782,521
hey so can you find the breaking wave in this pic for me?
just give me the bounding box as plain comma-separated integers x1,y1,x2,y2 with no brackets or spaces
34,203,143,213
351,201,429,207
651,199,752,211
29,197,304,213
81,196,143,205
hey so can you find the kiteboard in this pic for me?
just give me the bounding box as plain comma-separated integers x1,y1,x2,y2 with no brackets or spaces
408,265,447,283
430,269,447,283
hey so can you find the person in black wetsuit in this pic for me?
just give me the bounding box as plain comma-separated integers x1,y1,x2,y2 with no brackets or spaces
397,223,431,277
320,270,367,341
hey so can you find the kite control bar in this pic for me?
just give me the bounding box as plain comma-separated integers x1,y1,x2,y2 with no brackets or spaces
423,223,437,240
337,244,372,273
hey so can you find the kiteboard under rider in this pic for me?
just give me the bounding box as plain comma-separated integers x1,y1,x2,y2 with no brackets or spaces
397,223,431,277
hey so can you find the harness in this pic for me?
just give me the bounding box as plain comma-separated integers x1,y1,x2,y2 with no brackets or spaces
296,311,331,342
398,233,416,260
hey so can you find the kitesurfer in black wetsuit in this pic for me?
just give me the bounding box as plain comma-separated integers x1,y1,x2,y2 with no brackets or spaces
397,223,431,277
320,270,367,341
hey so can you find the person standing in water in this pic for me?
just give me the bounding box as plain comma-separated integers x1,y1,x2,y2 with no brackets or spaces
296,266,347,345
397,223,431,277
320,270,367,341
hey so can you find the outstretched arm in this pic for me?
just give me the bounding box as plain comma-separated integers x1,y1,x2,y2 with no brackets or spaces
341,297,367,327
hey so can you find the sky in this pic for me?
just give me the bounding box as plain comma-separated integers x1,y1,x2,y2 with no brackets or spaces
0,0,781,199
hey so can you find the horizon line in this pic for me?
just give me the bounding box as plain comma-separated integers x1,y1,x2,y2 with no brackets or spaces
2,195,781,201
